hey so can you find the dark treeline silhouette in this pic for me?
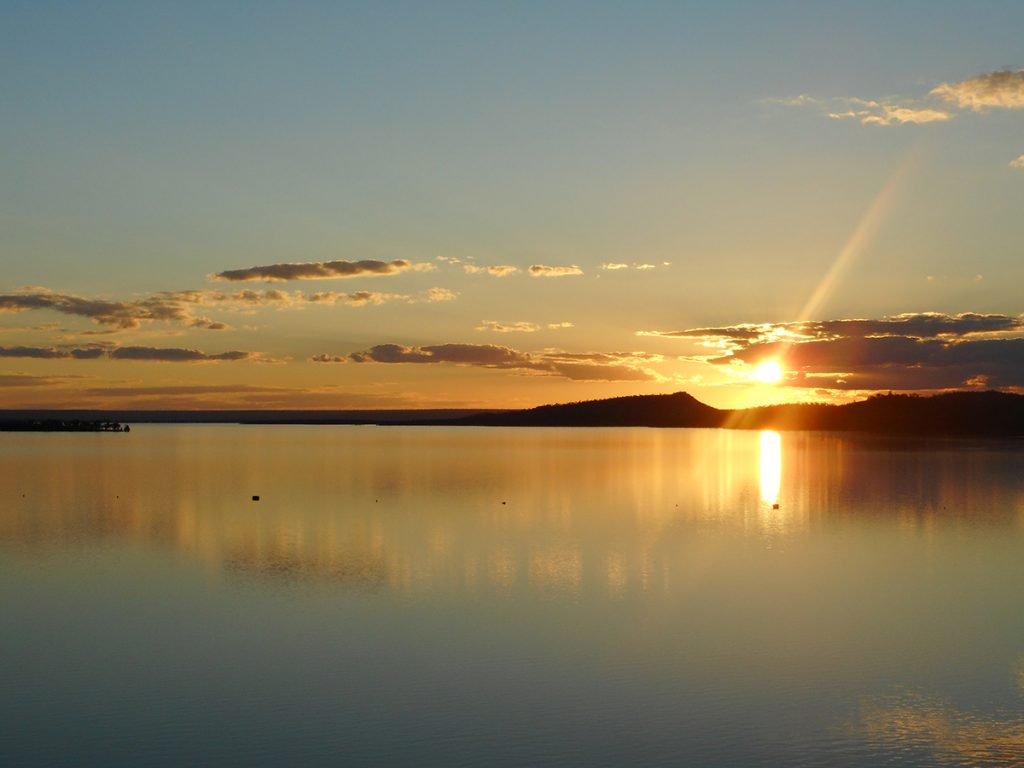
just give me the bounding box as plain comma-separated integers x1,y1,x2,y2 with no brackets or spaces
0,409,496,426
451,390,1024,436
0,419,128,432
2,391,1022,435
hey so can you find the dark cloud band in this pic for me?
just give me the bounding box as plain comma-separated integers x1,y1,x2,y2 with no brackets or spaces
211,260,414,282
649,312,1024,391
0,345,256,363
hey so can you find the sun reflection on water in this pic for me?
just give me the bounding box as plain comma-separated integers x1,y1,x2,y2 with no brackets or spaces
759,430,781,507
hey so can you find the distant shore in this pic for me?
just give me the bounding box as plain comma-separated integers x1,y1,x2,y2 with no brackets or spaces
0,419,129,432
2,391,1023,436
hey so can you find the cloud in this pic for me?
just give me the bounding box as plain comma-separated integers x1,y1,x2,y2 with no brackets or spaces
464,264,520,277
200,286,458,307
641,312,1023,345
646,312,1024,391
304,290,408,306
477,321,539,333
475,320,575,332
0,289,218,330
109,346,256,362
1010,154,1024,169
210,259,428,282
0,345,102,359
338,342,661,381
931,69,1024,111
528,264,584,277
861,105,952,126
823,98,952,126
782,68,1024,134
422,287,457,302
0,344,258,363
600,262,658,272
0,285,440,331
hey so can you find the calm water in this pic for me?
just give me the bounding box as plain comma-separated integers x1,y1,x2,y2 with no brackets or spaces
2,426,1023,767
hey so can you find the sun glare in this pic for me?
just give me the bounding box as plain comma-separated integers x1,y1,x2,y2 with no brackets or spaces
753,360,783,384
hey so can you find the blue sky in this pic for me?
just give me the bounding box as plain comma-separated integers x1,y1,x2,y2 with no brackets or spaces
2,1,1023,408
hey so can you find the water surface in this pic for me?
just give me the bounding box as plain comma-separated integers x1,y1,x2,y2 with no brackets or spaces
2,426,1023,766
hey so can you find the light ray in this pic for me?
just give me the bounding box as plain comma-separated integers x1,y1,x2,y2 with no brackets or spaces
723,145,925,422
798,145,924,324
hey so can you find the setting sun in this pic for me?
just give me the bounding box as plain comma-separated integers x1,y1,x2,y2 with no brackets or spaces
753,360,784,384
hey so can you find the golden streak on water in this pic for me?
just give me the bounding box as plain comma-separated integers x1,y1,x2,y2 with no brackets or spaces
759,430,781,506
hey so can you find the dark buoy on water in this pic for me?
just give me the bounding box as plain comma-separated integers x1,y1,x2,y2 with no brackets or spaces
252,495,260,501
772,503,780,510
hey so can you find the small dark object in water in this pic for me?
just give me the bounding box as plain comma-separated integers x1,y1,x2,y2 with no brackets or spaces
252,495,260,501
772,503,780,510
501,501,506,505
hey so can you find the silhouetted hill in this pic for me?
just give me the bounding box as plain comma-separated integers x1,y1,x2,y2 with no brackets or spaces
455,390,1024,436
454,392,725,428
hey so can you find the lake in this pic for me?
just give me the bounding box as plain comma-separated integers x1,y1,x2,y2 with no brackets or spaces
2,426,1023,767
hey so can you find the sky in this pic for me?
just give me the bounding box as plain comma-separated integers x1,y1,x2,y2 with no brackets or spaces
2,0,1023,410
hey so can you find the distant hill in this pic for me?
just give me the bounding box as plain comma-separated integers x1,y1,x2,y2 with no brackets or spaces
454,392,724,428
454,390,1024,436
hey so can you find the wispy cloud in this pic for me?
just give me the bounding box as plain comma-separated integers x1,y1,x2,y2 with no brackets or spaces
860,104,952,126
825,98,952,126
600,262,659,271
0,285,451,332
327,342,661,381
779,68,1024,134
464,264,520,277
1010,154,1024,169
528,264,584,278
476,320,574,333
642,312,1022,345
931,69,1024,111
421,287,457,302
0,289,222,330
210,259,432,282
477,321,539,333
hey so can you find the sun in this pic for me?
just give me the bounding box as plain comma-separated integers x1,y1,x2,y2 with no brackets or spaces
753,360,783,384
